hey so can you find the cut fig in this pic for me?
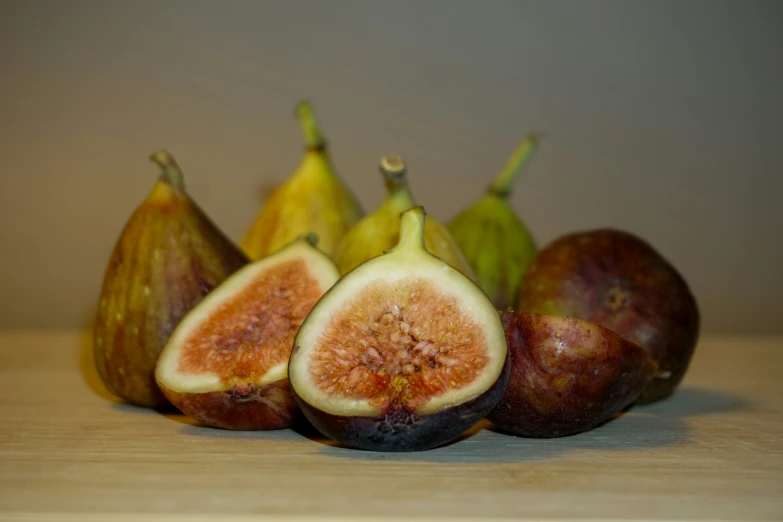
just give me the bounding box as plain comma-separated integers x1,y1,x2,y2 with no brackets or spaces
487,312,658,438
287,201,510,452
154,234,340,430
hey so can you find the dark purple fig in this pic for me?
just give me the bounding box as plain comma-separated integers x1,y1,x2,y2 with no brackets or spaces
515,228,700,404
487,312,658,438
287,198,510,452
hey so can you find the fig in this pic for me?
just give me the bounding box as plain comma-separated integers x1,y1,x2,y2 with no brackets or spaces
154,234,341,430
287,201,510,452
331,156,478,283
515,228,700,404
447,134,540,310
94,150,249,409
241,100,365,259
487,312,658,438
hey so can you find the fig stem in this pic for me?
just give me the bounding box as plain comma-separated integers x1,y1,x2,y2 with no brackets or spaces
150,149,185,187
379,155,416,207
394,206,427,253
489,133,541,198
296,100,326,150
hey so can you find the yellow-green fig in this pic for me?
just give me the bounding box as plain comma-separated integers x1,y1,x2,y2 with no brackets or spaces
447,135,540,310
331,156,477,282
94,150,250,408
241,101,364,259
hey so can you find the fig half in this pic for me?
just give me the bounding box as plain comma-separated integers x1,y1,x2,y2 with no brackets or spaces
288,192,510,452
487,312,658,438
154,234,340,430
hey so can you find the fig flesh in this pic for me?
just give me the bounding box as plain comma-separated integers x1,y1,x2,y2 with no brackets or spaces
288,198,510,452
515,228,700,404
154,234,341,430
487,312,657,438
94,150,249,408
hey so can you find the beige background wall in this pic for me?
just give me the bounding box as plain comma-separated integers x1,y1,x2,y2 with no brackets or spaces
0,0,780,334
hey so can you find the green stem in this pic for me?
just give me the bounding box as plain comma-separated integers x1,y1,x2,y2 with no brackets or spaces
296,100,326,150
150,149,184,187
395,206,427,252
489,133,541,197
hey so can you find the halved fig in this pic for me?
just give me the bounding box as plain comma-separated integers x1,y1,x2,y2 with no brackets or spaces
154,234,340,430
487,312,658,438
287,198,510,452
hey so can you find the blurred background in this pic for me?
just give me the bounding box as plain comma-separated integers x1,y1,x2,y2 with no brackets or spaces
0,0,780,334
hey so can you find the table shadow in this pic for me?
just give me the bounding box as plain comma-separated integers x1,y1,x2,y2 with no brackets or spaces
306,386,754,463
633,386,752,417
307,410,691,463
172,414,322,441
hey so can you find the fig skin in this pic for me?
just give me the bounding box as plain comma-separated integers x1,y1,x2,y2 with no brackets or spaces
292,351,511,452
515,228,700,404
487,312,657,438
94,151,249,409
159,379,298,431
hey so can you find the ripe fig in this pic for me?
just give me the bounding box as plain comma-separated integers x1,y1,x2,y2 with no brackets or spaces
515,228,700,404
331,156,478,284
287,200,510,452
487,312,658,438
154,234,341,430
241,100,365,259
94,150,249,409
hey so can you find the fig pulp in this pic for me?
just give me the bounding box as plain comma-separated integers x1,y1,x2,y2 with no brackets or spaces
516,228,700,404
154,234,341,430
288,201,510,452
94,150,249,408
487,312,657,438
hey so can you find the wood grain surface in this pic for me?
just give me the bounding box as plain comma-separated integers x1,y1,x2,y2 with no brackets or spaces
0,331,781,521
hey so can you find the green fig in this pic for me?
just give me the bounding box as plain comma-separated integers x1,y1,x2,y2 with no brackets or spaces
447,135,540,310
94,150,249,408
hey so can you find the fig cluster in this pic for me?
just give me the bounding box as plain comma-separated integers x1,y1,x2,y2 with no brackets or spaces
93,101,700,452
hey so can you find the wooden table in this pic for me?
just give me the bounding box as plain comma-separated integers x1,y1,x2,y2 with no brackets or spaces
0,330,780,521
